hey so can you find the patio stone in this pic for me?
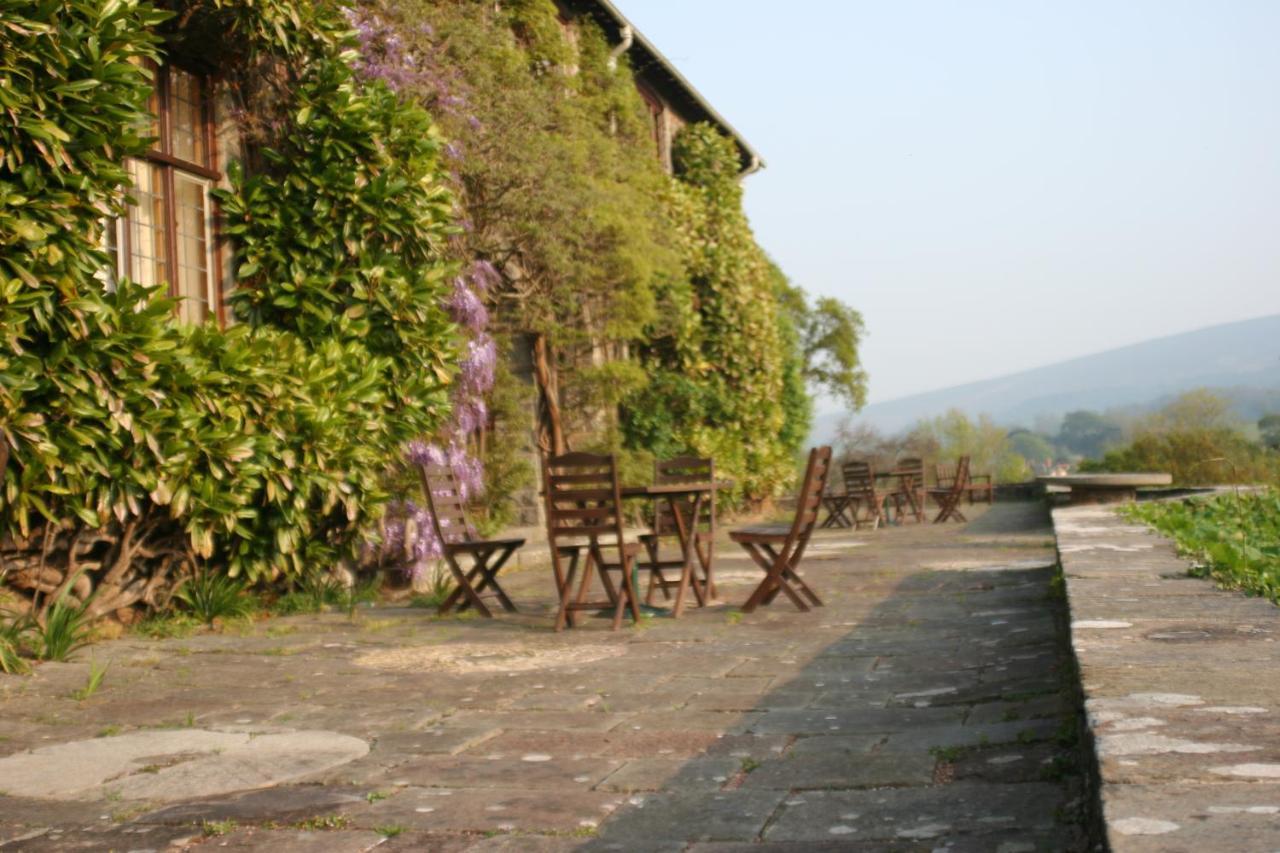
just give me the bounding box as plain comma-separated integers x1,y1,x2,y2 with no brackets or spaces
739,749,937,790
0,503,1092,849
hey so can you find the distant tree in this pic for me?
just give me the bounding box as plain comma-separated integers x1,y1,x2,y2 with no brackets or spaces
1007,429,1056,473
1056,410,1123,458
909,410,1030,483
797,295,868,412
1259,414,1280,451
1081,391,1280,484
1150,388,1239,432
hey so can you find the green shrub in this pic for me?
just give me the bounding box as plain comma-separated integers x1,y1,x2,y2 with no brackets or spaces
1125,490,1280,603
35,596,94,662
176,571,255,626
1081,428,1280,485
1,610,33,674
1,0,460,618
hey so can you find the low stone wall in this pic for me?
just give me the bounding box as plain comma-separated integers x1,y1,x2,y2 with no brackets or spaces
1053,502,1280,851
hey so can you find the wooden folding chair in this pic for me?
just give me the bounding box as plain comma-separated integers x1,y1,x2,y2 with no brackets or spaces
639,456,716,604
927,455,971,523
820,486,855,529
418,463,524,617
730,446,833,613
887,456,926,523
935,459,992,505
842,460,888,529
542,452,642,631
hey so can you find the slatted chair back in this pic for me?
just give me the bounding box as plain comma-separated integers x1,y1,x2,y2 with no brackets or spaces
542,452,628,557
897,457,926,516
952,455,971,493
787,446,834,549
841,460,877,501
652,456,715,537
418,463,478,547
929,455,972,523
935,461,958,490
897,457,925,489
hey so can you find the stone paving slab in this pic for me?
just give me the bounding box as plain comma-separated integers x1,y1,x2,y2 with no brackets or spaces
1054,502,1280,851
0,503,1090,850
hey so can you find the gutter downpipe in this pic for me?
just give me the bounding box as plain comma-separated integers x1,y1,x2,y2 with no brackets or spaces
607,23,633,71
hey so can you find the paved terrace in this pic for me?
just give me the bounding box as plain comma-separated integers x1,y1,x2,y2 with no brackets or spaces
0,503,1094,851
1056,502,1280,852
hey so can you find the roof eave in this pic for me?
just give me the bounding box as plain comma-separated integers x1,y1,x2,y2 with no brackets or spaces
573,0,765,175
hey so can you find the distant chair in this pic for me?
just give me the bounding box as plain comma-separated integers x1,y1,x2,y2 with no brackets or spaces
820,478,856,529
887,456,926,523
935,459,993,506
928,456,971,523
842,460,888,529
542,452,642,631
730,446,833,612
639,456,716,604
418,463,524,617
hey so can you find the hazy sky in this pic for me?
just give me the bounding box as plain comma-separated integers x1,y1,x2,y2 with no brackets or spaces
623,1,1280,408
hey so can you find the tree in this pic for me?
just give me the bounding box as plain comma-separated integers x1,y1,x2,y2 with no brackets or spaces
1056,410,1123,458
1260,414,1280,451
798,295,868,412
1150,389,1238,433
1008,429,1056,473
909,410,1030,483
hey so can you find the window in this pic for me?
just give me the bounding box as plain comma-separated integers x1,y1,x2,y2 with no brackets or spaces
111,65,219,324
634,82,670,172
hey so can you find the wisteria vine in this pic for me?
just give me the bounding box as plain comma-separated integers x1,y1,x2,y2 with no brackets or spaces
347,3,497,578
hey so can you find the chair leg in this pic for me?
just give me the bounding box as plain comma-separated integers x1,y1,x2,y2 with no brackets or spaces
696,533,715,600
741,542,809,613
554,556,580,632
439,554,492,618
783,565,823,607
641,538,667,604
471,544,519,613
612,553,641,631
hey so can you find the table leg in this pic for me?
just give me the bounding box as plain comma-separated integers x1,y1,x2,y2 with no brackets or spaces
671,492,707,618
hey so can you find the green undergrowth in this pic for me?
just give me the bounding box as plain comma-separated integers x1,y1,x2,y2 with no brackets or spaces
1124,489,1280,603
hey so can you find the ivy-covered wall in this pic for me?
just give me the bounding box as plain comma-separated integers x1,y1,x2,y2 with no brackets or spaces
371,0,867,505
1,0,866,626
0,0,462,617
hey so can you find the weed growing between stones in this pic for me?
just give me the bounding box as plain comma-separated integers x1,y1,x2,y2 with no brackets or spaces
201,819,238,837
176,572,255,626
34,594,94,662
134,613,201,640
71,657,110,701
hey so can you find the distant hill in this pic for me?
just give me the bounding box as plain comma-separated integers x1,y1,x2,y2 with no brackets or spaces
819,314,1280,437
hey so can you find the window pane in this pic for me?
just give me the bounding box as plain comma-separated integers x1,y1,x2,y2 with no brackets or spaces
99,218,121,291
169,68,206,166
175,173,212,323
126,158,167,287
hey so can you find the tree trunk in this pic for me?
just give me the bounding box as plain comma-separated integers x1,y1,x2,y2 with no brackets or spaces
531,333,565,456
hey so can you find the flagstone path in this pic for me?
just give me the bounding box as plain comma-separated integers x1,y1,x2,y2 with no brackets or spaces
0,502,1094,851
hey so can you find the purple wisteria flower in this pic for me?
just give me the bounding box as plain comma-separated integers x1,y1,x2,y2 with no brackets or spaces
447,277,488,331
458,335,497,397
469,260,500,294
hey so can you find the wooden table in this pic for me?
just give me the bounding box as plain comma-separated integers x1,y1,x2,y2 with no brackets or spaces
874,469,923,525
621,480,731,618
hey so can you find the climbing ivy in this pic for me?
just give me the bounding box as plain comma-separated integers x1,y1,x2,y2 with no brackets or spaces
0,0,460,618
370,0,867,502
